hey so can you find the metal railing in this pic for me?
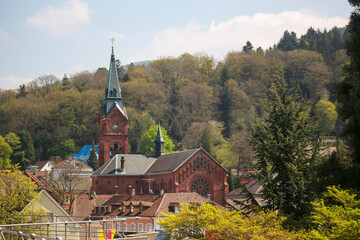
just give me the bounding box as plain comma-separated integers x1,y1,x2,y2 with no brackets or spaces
0,215,148,240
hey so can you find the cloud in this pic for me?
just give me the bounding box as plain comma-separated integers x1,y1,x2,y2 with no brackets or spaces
26,0,91,36
0,27,10,40
127,10,348,62
0,76,33,90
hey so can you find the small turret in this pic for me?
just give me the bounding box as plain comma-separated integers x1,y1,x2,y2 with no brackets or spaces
154,122,165,157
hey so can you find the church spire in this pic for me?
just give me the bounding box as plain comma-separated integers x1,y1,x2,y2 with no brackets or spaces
102,44,126,117
105,44,121,99
154,122,165,157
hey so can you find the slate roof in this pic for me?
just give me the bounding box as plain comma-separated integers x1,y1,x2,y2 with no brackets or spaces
102,46,126,117
92,154,156,176
145,149,198,174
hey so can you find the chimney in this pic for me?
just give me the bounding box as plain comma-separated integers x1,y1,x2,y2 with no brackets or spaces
121,156,125,170
131,188,136,197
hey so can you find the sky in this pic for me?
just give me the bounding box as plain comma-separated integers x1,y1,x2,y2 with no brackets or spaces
0,0,354,90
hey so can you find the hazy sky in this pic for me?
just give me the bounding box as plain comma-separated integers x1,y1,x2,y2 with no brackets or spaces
0,0,354,90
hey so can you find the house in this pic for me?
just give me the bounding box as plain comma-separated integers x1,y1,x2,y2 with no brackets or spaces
226,178,265,212
27,161,54,172
92,45,228,206
26,161,54,180
73,191,219,236
24,189,81,239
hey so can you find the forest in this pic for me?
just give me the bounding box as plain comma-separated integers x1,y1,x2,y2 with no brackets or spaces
0,26,348,170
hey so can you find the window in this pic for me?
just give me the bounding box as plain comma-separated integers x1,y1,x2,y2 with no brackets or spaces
193,160,195,171
191,178,210,197
168,202,179,212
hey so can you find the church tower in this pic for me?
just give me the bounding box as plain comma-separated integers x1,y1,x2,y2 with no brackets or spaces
98,44,128,166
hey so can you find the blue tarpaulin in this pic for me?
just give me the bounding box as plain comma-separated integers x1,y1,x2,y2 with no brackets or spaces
75,145,98,162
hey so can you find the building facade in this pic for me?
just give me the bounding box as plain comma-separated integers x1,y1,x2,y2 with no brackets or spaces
92,46,228,205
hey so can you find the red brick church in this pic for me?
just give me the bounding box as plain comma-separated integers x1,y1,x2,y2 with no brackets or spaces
91,46,229,205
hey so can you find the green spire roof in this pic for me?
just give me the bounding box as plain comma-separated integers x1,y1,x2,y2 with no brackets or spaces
105,46,122,99
154,122,165,143
102,45,126,118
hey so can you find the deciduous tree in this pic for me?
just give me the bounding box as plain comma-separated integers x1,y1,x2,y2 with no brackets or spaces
139,125,174,155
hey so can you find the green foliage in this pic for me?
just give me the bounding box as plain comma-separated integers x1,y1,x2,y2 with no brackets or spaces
4,132,33,169
0,169,39,224
335,1,360,167
307,186,360,239
313,100,337,135
18,130,35,166
139,125,174,155
251,81,319,218
159,203,302,240
50,139,76,159
0,135,12,169
88,143,98,170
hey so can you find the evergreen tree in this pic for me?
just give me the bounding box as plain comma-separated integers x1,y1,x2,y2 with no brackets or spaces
277,30,298,51
251,81,319,218
18,130,35,166
88,143,98,170
335,0,360,167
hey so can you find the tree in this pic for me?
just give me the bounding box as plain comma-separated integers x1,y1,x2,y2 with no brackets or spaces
335,0,360,165
307,186,360,239
277,30,299,51
46,160,90,209
159,203,301,240
18,130,36,166
313,100,337,135
50,139,76,159
139,125,175,155
88,143,98,170
0,136,12,169
0,169,39,224
5,132,31,169
251,81,319,218
242,41,254,53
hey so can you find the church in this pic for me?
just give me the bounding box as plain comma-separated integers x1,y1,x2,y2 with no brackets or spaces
91,45,229,205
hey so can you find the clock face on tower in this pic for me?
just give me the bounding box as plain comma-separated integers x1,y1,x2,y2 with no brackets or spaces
112,123,119,130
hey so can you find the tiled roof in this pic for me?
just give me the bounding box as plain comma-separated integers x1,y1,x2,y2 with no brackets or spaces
145,149,199,174
73,194,114,219
154,193,218,216
226,179,263,198
93,154,156,176
24,172,43,187
33,161,52,170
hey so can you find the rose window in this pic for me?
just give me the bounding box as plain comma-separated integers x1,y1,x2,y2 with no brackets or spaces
191,178,210,197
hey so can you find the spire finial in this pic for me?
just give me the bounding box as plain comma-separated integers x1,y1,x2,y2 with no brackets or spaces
111,38,115,48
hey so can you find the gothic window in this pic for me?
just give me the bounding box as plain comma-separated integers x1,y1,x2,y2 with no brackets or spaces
114,144,118,154
110,147,114,158
196,157,199,168
193,160,195,171
191,178,210,197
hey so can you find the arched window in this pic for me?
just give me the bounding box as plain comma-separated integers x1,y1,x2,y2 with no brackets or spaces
110,147,114,157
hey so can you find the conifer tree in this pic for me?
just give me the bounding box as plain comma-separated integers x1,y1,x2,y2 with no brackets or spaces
335,0,360,166
88,143,98,170
251,81,319,218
